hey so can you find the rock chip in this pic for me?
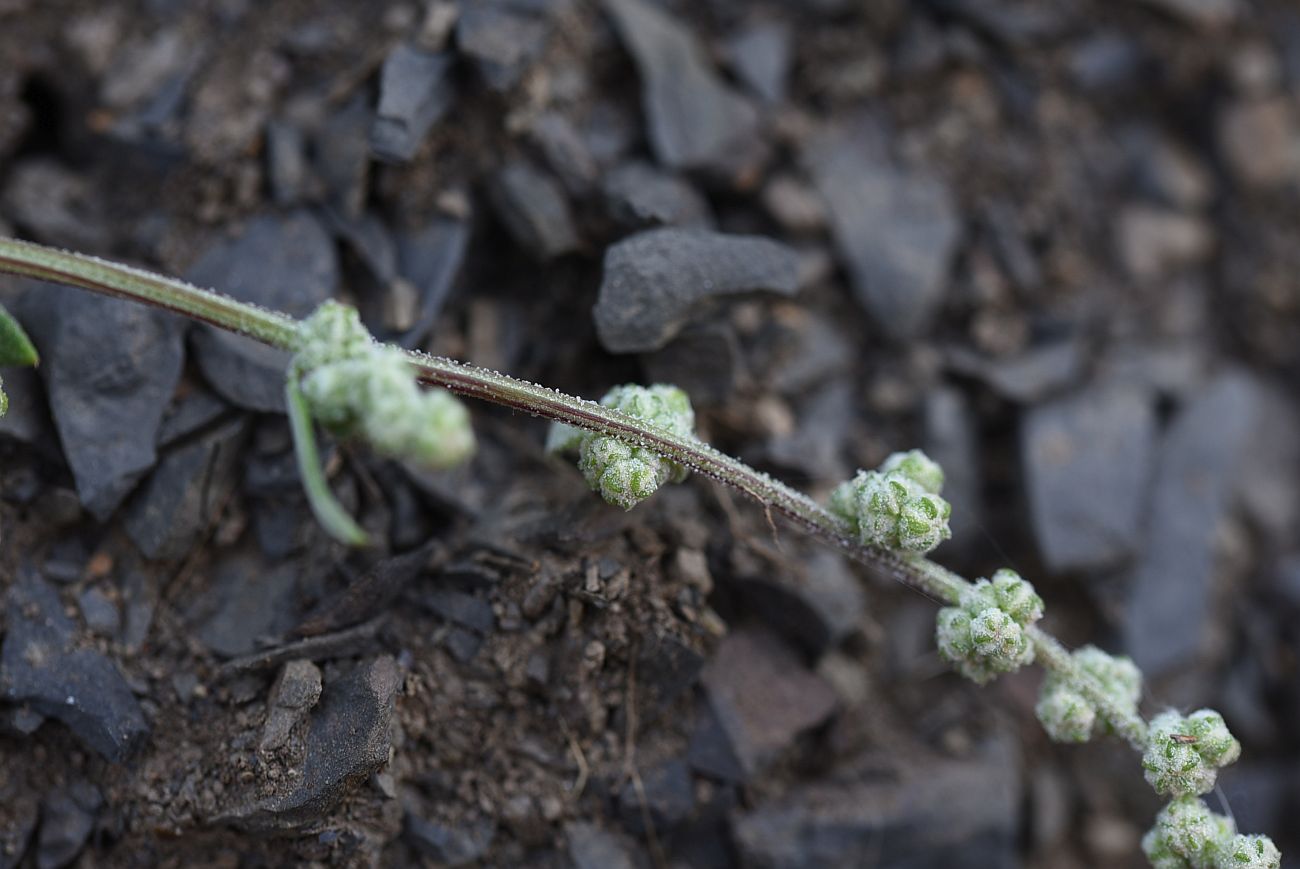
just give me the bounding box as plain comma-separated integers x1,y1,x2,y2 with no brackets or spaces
1123,371,1260,675
805,124,960,341
699,627,837,777
594,228,800,353
187,212,337,413
1022,381,1156,572
732,550,865,657
489,161,579,260
371,44,454,162
456,2,551,91
18,284,184,520
602,162,713,230
924,387,982,550
726,21,791,104
225,656,400,831
0,569,149,762
260,659,323,752
731,738,1021,868
395,216,471,348
125,417,247,560
566,822,638,869
602,0,759,171
618,759,695,834
406,815,496,865
194,555,300,658
35,781,101,869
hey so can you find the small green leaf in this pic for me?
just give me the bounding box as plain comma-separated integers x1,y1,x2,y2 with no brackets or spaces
0,302,38,368
286,376,370,548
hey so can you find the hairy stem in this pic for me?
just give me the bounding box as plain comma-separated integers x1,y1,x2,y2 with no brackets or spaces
0,236,1147,741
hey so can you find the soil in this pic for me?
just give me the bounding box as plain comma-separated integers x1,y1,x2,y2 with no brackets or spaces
0,1,1298,867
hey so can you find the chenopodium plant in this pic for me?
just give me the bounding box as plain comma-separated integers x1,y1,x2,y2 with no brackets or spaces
0,236,1282,867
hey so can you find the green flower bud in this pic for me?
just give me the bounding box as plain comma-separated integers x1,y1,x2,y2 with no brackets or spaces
1216,834,1282,869
879,448,945,494
1141,796,1230,868
935,569,1041,684
1035,685,1096,743
546,384,697,510
1143,710,1241,797
1036,645,1141,744
829,450,952,554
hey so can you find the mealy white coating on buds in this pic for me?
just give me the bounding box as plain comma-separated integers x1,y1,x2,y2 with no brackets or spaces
1036,645,1142,743
935,568,1042,684
293,302,475,469
1141,796,1280,869
546,383,696,510
1142,709,1242,797
828,450,952,553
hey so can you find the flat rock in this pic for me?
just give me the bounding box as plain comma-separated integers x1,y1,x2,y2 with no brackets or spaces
489,161,579,260
0,569,149,762
18,284,183,520
948,339,1088,403
617,759,694,835
35,781,101,869
731,738,1021,868
642,323,742,405
187,211,337,412
602,0,759,171
456,2,551,91
805,124,960,341
371,44,454,162
225,656,400,831
593,228,800,353
602,162,713,230
529,112,599,195
732,550,864,656
566,822,639,869
194,555,300,658
726,21,790,104
260,659,323,753
924,387,982,551
699,627,837,778
125,417,247,561
1123,371,1261,675
406,815,496,865
395,216,470,348
1022,381,1156,572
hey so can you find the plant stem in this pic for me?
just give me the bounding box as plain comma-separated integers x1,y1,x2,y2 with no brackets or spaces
0,236,1149,746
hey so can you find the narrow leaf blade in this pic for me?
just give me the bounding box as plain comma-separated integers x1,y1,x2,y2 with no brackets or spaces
285,377,369,547
0,302,38,367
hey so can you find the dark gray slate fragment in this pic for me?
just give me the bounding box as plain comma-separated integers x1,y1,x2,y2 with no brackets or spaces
187,212,337,412
602,162,714,230
371,44,454,162
18,284,183,519
1070,34,1146,92
643,323,742,405
924,387,982,550
731,737,1021,869
602,0,759,171
194,556,300,658
529,112,599,194
726,21,791,103
699,627,837,777
266,120,310,206
618,759,694,835
805,126,960,341
0,366,53,448
631,633,704,725
0,570,149,762
419,589,495,634
35,781,101,869
0,787,37,869
489,161,579,260
125,417,247,560
406,815,496,865
1022,381,1156,572
156,388,230,448
566,822,639,869
688,701,745,783
314,95,372,218
77,587,121,636
734,550,865,656
765,381,854,482
226,656,400,831
1123,371,1260,675
594,228,800,353
948,339,1088,403
260,659,323,752
456,3,550,91
396,216,470,348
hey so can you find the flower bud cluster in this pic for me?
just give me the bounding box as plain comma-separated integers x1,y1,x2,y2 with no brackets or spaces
547,384,695,510
1035,645,1142,743
935,569,1043,684
294,302,474,469
1142,709,1241,798
828,450,952,553
1143,796,1279,869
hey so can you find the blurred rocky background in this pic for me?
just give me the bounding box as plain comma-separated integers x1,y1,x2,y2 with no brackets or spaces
0,0,1298,866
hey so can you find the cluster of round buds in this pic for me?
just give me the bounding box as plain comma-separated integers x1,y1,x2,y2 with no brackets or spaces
935,568,1043,684
1035,645,1142,743
1142,709,1242,798
546,384,695,510
293,302,474,469
1142,796,1280,869
828,450,952,553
